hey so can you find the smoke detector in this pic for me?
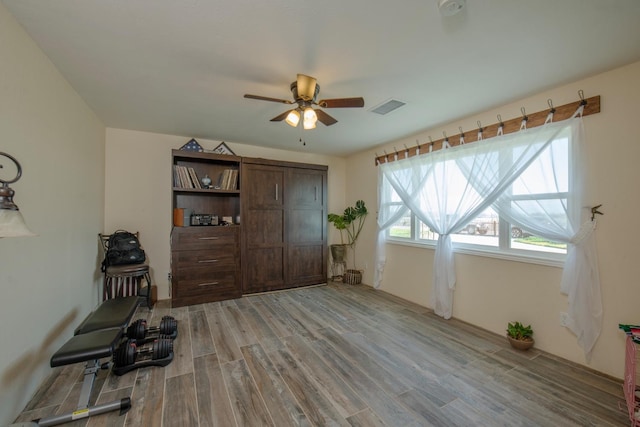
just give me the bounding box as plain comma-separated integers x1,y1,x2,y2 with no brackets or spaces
438,0,466,16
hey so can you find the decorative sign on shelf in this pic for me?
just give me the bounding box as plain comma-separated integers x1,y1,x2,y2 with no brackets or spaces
179,138,203,152
212,142,235,156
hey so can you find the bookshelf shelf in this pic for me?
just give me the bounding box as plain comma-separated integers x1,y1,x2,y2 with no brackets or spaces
172,187,240,195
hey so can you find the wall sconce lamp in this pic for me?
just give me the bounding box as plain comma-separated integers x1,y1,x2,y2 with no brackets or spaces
0,152,35,237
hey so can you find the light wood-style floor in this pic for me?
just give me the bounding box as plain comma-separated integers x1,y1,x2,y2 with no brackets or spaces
15,282,629,426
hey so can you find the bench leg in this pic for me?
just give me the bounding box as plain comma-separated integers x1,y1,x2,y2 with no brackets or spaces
35,360,131,426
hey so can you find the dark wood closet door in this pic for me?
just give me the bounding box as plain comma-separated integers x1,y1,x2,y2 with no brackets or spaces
286,168,327,286
242,164,286,293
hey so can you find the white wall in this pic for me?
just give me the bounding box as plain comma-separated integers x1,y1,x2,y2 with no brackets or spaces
0,3,106,424
346,60,640,379
105,129,347,300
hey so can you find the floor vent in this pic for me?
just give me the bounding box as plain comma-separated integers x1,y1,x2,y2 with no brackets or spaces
370,99,406,115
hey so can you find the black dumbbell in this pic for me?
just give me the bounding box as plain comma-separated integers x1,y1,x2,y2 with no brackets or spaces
126,316,177,341
114,338,173,367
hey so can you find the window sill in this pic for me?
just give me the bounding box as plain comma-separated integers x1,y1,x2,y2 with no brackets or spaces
386,238,565,268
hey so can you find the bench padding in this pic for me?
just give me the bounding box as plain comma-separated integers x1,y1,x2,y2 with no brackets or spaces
74,296,140,335
51,328,123,367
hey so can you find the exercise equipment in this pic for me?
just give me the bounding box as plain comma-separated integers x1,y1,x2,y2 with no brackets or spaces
112,338,174,376
33,296,178,425
34,297,140,426
126,316,177,342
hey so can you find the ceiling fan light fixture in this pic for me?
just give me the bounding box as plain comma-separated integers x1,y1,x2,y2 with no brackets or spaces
296,74,317,101
285,109,301,127
303,119,316,130
303,108,317,130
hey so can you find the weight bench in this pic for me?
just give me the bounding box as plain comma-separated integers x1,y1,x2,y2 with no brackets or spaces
33,297,140,426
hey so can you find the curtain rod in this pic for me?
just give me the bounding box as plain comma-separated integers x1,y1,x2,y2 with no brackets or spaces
374,94,601,166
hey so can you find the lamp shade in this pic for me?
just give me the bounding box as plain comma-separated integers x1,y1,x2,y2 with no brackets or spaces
285,109,301,127
0,209,35,237
303,108,317,130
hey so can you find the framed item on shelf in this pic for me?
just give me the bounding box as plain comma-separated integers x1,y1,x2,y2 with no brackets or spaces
179,138,203,152
212,142,235,156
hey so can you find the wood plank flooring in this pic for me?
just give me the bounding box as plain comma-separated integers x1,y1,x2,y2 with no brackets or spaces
14,283,630,426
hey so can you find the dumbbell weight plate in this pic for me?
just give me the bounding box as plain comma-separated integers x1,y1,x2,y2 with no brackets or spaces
151,338,173,360
159,317,178,335
114,340,137,366
126,319,148,340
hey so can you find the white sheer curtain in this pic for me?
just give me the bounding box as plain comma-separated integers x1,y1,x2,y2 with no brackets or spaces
486,116,602,360
376,113,601,358
373,170,408,288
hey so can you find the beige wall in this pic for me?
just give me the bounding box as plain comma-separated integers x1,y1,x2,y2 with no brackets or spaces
105,129,347,300
346,60,640,379
0,3,106,424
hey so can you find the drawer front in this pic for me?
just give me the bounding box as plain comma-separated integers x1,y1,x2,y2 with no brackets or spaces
173,249,236,270
172,226,238,251
173,269,238,299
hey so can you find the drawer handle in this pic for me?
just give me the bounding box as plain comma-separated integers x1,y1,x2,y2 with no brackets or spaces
198,281,220,287
198,259,219,263
198,237,219,240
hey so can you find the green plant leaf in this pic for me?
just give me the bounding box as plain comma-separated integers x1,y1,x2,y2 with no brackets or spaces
506,321,533,340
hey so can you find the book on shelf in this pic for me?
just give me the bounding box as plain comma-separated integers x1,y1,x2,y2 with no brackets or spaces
187,167,201,189
173,166,179,187
173,165,198,189
230,169,238,190
180,166,192,188
214,169,238,190
173,165,184,188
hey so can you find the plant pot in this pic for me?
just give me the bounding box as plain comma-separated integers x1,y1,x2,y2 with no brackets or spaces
507,336,534,351
344,269,362,285
330,244,347,262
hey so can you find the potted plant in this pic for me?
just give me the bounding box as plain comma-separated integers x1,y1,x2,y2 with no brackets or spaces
328,200,368,284
506,321,534,351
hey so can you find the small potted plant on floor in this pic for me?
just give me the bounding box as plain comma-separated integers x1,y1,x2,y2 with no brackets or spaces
328,200,368,284
506,321,534,351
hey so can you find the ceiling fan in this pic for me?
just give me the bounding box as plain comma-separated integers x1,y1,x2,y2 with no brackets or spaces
244,74,364,129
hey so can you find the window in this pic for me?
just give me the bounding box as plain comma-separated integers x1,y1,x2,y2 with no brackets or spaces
382,129,571,262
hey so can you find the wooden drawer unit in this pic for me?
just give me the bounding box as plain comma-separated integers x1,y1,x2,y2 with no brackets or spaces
171,226,237,250
171,226,241,306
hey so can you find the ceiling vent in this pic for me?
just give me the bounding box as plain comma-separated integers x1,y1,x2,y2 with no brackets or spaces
370,99,406,115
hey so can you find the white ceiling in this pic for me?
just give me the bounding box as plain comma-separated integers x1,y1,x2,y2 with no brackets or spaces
4,0,640,156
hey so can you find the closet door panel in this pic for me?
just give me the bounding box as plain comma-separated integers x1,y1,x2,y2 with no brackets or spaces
245,247,285,291
242,163,287,293
288,244,324,284
244,209,284,245
286,168,327,285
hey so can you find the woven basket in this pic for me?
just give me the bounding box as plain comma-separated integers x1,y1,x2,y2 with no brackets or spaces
343,269,362,285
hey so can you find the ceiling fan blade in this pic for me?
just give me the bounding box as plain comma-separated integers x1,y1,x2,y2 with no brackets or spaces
315,109,338,126
244,94,294,104
318,97,365,108
270,110,293,122
296,74,317,101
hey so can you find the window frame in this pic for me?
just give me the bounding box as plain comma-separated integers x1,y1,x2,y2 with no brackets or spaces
381,132,571,269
